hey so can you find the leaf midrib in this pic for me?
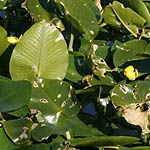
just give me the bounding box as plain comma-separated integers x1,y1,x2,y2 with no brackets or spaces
37,25,45,77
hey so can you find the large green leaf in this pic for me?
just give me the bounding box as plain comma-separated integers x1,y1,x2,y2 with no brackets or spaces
54,0,99,41
113,39,150,77
103,1,146,37
114,40,147,67
119,0,150,25
28,78,80,141
10,21,68,81
68,136,139,147
111,81,150,107
0,75,32,112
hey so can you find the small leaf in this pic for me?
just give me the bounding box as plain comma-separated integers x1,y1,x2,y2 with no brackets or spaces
3,118,33,145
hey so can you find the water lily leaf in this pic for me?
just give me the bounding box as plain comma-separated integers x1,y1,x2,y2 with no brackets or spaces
26,0,55,22
111,81,150,107
68,136,139,147
0,75,32,112
113,39,150,77
103,4,124,31
112,1,146,37
119,0,150,25
114,40,147,67
111,81,150,133
55,0,99,41
10,21,68,81
111,84,139,107
103,1,146,37
28,78,80,141
3,118,33,145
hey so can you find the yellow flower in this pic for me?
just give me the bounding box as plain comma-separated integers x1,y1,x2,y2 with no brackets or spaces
124,65,138,80
7,36,19,45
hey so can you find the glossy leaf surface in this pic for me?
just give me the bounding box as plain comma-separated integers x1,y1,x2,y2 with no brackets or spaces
0,76,32,112
28,78,80,141
119,0,150,25
3,118,33,145
103,1,146,37
10,21,68,81
55,0,99,41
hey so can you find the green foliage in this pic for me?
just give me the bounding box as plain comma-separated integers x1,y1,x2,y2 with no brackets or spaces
1,0,150,149
10,21,68,81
